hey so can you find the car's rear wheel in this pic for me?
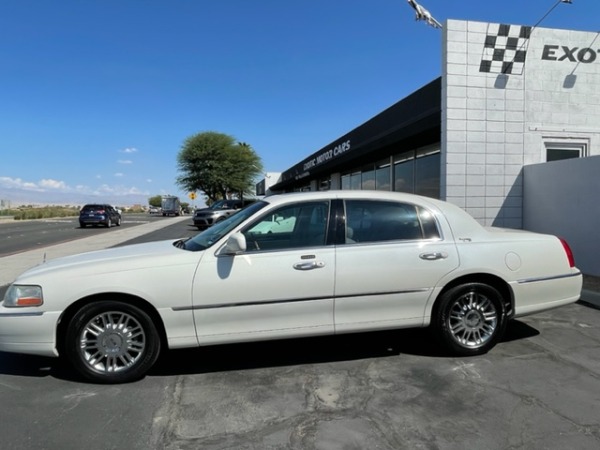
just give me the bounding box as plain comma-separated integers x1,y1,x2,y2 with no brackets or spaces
79,222,86,228
433,282,506,356
64,301,161,384
116,216,121,226
106,218,112,228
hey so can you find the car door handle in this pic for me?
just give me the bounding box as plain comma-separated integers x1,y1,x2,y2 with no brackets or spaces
419,252,448,261
293,261,326,270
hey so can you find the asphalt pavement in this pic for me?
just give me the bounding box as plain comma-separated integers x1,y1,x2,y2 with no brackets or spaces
0,215,190,286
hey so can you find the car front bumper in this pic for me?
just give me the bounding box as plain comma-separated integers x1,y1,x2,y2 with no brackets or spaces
0,309,61,357
193,216,215,227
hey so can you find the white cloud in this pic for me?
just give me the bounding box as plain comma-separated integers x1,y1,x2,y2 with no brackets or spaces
39,179,67,190
146,179,153,183
0,175,151,205
93,184,150,196
0,176,44,191
120,147,138,154
114,172,124,177
118,159,133,165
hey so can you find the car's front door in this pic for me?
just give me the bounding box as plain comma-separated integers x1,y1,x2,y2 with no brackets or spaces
334,199,459,333
192,200,335,345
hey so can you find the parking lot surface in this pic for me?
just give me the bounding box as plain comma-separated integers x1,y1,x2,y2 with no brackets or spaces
144,302,600,450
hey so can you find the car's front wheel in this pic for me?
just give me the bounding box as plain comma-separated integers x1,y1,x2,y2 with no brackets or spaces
64,301,161,384
433,282,506,356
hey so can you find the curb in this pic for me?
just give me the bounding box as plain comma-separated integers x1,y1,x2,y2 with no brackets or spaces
580,289,600,309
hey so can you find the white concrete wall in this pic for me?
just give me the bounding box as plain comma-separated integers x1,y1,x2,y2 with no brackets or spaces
443,20,600,228
523,156,600,277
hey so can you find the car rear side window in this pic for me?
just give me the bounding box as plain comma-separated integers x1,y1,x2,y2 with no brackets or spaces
417,206,441,239
344,200,440,243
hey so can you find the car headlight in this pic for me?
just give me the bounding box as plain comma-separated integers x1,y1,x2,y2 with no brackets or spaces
3,285,44,307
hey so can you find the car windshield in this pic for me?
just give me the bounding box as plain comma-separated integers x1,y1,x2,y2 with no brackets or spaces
208,200,235,210
182,201,268,251
81,205,103,213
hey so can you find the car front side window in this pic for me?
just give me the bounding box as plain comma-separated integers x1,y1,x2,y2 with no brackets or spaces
243,201,330,252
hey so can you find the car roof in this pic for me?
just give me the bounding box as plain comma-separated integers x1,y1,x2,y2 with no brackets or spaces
262,190,484,235
263,190,442,207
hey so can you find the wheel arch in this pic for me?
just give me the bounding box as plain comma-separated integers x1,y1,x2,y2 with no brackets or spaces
55,293,168,357
430,273,514,322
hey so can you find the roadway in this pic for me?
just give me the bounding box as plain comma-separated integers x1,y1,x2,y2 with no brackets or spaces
0,213,187,257
0,216,599,449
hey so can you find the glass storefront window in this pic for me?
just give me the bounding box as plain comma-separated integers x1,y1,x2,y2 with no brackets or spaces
361,169,376,190
415,152,440,198
318,178,331,191
350,172,361,190
338,148,439,198
375,163,391,191
341,174,351,190
394,158,414,193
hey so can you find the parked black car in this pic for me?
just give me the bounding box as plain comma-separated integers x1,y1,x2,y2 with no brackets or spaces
79,204,122,228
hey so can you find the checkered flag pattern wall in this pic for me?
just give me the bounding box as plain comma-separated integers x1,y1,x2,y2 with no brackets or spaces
479,24,532,75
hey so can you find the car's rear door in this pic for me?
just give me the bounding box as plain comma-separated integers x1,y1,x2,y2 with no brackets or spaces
191,200,335,344
334,199,459,332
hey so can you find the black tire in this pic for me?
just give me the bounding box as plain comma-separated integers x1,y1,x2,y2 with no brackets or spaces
106,218,112,228
64,301,161,384
116,216,121,226
433,283,507,356
80,222,86,228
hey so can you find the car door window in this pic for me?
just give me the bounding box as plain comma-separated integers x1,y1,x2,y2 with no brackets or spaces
345,200,439,243
243,201,330,251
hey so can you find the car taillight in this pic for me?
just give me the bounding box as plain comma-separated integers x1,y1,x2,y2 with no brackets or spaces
97,209,105,214
559,237,575,268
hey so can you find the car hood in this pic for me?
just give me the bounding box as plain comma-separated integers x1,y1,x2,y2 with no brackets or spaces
14,239,197,282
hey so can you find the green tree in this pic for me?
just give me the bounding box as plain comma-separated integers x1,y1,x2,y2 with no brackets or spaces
148,195,162,207
176,132,263,202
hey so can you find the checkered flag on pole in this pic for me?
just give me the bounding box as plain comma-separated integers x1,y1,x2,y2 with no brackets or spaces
479,24,532,75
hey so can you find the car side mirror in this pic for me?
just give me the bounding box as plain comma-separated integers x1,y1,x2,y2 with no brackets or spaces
221,232,247,255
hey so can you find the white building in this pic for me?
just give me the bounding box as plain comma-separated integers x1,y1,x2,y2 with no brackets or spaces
443,20,600,227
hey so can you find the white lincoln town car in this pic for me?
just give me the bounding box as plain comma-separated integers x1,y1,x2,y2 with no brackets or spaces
0,191,582,383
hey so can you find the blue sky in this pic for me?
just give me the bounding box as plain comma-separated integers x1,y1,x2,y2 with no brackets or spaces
0,0,597,207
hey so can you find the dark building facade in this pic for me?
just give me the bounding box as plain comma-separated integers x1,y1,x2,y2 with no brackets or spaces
270,78,442,198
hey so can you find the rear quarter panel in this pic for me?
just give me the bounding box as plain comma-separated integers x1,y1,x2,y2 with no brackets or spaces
435,228,581,318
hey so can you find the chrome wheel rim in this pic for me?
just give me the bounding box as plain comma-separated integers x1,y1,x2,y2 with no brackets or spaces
448,291,498,348
78,311,146,373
